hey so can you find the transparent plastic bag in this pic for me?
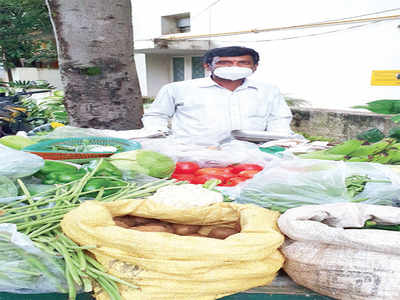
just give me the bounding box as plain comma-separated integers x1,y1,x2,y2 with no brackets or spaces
33,125,108,139
0,224,68,293
0,145,44,179
35,125,165,140
139,137,277,168
122,169,161,185
0,176,18,199
236,159,400,211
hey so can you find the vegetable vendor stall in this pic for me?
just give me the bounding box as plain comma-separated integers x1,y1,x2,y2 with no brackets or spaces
0,127,399,300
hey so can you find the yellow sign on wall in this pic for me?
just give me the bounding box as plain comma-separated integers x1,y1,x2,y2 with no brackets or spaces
371,70,400,86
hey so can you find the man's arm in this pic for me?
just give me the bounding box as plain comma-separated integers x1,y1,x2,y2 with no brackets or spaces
266,88,293,135
142,85,175,132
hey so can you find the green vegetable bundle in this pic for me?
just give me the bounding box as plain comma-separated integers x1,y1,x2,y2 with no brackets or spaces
0,158,179,299
236,159,399,213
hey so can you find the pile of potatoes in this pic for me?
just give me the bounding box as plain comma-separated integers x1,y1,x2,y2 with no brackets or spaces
113,215,240,239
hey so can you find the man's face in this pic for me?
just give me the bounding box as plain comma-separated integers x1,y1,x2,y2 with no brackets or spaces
204,55,258,72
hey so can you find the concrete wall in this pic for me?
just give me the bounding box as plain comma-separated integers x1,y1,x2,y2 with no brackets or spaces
11,67,62,89
291,107,395,142
145,54,171,97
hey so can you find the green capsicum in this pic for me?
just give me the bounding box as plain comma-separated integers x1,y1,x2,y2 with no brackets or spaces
37,168,87,184
39,160,79,174
82,178,127,198
56,169,87,183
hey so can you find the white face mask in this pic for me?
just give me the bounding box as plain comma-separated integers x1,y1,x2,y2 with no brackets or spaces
213,66,253,81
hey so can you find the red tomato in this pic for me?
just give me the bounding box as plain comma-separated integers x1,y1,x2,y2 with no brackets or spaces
230,163,263,174
195,167,235,180
174,161,200,174
191,174,226,185
223,176,248,186
238,170,261,178
171,173,196,183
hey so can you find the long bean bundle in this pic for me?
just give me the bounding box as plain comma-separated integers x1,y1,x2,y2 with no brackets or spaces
0,158,178,300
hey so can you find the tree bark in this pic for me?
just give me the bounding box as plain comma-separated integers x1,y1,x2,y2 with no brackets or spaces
45,0,143,129
6,68,13,83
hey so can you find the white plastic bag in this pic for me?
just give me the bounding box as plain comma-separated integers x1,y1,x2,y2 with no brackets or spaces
236,159,400,211
0,145,43,179
0,176,18,199
139,137,277,168
35,125,165,140
0,224,67,293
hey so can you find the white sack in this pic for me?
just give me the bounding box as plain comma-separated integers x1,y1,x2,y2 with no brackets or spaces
278,203,400,300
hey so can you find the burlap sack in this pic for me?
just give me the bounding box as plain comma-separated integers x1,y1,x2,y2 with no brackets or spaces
61,199,284,300
278,203,400,300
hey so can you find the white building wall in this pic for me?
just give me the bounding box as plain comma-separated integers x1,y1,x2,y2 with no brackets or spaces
37,68,63,89
132,0,400,110
10,67,63,89
145,54,171,97
134,53,148,96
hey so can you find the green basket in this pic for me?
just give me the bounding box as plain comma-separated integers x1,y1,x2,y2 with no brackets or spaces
22,137,141,161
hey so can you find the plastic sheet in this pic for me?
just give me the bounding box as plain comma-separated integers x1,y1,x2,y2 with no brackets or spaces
0,145,43,179
139,137,277,168
236,159,400,211
0,224,67,294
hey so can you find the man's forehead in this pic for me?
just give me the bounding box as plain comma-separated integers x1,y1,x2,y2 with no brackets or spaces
214,55,253,61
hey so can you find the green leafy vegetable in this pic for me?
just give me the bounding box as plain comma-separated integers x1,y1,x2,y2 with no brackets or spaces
352,99,400,114
110,150,175,179
356,128,385,143
388,126,400,141
345,175,370,199
362,220,400,231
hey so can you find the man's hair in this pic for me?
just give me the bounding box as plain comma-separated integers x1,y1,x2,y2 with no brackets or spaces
203,46,260,65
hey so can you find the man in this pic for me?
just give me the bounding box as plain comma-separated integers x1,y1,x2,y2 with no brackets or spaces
142,46,293,142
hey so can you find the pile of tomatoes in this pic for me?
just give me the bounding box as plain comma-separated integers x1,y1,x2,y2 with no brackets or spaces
171,161,264,186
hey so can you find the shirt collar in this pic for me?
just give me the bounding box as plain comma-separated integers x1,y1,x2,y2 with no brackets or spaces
197,76,258,89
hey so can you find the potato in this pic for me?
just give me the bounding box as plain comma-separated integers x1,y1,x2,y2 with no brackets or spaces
208,227,239,239
113,216,137,227
171,224,201,236
133,216,157,225
157,222,175,233
140,222,175,233
114,219,132,229
197,225,214,236
131,224,170,232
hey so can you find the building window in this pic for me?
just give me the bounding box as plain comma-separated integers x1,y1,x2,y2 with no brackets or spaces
191,57,204,79
172,57,185,82
161,13,190,35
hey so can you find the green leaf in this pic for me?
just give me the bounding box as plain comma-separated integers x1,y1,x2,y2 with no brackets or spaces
358,100,400,114
356,128,385,143
388,126,400,139
391,114,400,123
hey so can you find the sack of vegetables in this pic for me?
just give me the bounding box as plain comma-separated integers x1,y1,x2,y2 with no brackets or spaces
61,199,284,300
278,203,400,300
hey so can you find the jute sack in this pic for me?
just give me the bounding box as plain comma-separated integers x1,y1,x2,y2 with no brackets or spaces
278,203,400,300
61,199,285,300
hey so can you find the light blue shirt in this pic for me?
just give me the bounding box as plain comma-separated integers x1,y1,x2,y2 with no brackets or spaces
142,76,293,140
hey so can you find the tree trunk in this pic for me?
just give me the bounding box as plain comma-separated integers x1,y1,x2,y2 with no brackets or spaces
45,0,143,130
6,67,13,83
